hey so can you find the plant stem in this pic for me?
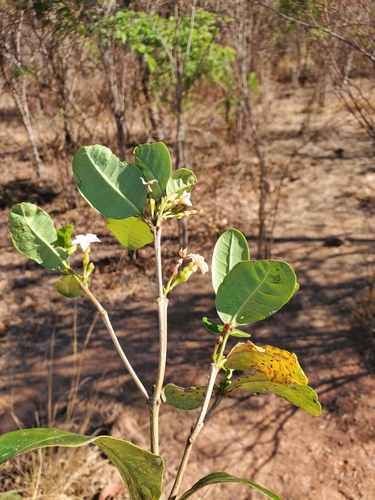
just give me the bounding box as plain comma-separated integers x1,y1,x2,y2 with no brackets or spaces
79,282,149,401
168,363,221,500
149,224,168,455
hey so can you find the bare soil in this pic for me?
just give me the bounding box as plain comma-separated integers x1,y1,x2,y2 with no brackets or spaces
1,87,375,500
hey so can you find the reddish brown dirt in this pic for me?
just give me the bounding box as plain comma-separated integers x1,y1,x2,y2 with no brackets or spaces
1,88,375,499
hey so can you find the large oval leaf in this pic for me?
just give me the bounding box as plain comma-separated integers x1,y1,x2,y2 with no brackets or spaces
0,429,163,500
179,471,281,500
224,341,308,385
216,260,297,326
226,374,322,416
106,216,154,250
134,142,172,199
73,145,147,219
8,203,69,271
212,228,250,294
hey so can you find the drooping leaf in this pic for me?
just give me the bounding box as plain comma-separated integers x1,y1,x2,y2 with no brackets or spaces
166,168,197,201
106,216,154,250
224,341,308,385
134,142,172,199
56,224,76,255
212,228,250,294
216,260,297,326
225,373,321,416
179,471,281,500
73,145,147,219
54,274,83,298
8,203,69,271
202,317,250,338
161,384,206,410
0,429,163,500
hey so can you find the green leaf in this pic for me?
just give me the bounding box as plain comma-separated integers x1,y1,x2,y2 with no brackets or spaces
54,274,83,298
106,216,154,250
134,142,172,199
161,384,206,410
216,260,297,326
202,317,250,338
166,168,197,201
0,495,22,500
56,224,76,255
73,145,147,219
0,429,163,500
212,228,250,294
224,341,308,385
179,471,282,500
8,203,69,271
226,374,322,416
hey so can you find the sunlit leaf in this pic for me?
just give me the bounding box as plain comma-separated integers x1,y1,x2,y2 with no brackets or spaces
212,228,250,293
134,142,172,199
54,274,83,298
162,384,206,410
202,317,250,338
0,429,163,500
8,203,69,271
166,168,197,200
106,216,154,250
216,260,297,326
179,471,281,500
73,145,147,219
224,341,308,385
225,373,321,416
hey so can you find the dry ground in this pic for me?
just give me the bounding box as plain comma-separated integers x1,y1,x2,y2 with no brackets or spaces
1,86,375,500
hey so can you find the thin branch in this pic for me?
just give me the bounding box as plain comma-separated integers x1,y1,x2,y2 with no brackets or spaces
80,282,149,402
168,363,221,500
149,224,168,456
183,0,197,74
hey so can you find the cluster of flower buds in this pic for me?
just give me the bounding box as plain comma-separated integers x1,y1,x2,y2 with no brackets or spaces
164,247,208,295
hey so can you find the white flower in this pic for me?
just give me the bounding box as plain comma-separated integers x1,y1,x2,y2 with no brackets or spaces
189,253,208,275
71,234,101,252
179,191,193,206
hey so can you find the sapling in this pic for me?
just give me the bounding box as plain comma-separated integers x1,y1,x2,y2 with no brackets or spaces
1,142,321,500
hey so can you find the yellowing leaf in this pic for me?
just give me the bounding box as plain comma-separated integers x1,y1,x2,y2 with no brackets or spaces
224,341,308,385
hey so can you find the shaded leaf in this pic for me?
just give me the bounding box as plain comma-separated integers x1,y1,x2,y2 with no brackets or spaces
134,142,172,199
212,228,250,294
73,145,147,219
54,274,83,298
202,317,250,338
224,341,308,385
166,168,197,200
106,216,153,250
226,373,322,416
0,429,163,500
8,203,69,271
162,384,206,410
179,471,281,500
216,260,297,326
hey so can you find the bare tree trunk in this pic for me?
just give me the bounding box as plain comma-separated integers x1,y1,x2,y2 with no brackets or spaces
236,0,269,258
0,11,43,176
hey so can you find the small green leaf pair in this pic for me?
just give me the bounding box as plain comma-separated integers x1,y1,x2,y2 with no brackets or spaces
211,228,298,327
